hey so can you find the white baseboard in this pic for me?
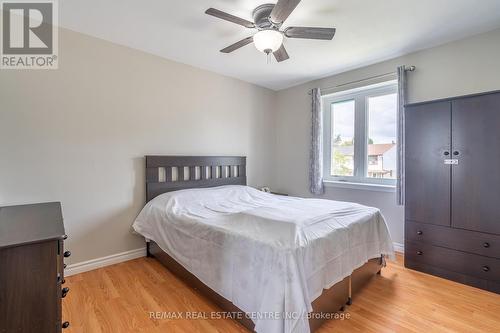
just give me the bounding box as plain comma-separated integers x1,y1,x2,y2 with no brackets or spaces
65,247,146,276
393,242,404,253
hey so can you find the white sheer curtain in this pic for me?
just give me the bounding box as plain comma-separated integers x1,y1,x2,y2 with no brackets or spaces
309,88,324,195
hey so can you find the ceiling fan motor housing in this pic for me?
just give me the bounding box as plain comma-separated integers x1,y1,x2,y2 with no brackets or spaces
252,4,276,29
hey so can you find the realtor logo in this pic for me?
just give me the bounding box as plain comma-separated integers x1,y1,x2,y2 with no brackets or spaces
1,0,58,69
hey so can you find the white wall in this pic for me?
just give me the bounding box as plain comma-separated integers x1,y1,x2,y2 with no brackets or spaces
272,28,500,246
0,28,276,264
2,25,500,265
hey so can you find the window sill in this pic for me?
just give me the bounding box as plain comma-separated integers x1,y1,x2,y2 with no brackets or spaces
323,180,396,193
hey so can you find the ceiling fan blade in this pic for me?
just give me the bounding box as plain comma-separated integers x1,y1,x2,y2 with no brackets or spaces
270,0,301,24
284,27,336,40
273,44,290,62
220,37,254,53
205,8,255,28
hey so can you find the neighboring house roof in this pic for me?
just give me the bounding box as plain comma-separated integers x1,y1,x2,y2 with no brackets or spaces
368,143,396,156
334,143,395,156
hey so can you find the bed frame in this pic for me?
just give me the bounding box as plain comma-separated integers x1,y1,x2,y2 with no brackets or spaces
144,155,384,332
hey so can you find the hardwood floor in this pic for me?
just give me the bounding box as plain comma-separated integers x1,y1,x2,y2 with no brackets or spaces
63,253,500,333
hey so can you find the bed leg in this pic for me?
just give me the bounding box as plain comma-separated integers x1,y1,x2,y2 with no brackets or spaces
380,254,387,267
146,242,152,258
376,254,385,275
346,276,352,305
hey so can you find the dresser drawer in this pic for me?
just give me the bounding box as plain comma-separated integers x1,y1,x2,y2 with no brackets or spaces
406,220,500,259
406,241,500,282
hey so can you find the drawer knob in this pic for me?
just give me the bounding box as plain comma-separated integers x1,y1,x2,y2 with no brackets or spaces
483,242,490,248
483,265,490,272
62,287,69,298
417,230,423,235
453,151,460,156
417,251,423,255
443,151,450,156
64,251,71,258
63,234,68,240
62,321,70,329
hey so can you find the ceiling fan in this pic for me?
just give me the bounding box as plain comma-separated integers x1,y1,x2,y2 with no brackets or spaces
205,0,336,62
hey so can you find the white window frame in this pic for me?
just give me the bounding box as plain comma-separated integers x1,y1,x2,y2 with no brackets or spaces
323,80,398,187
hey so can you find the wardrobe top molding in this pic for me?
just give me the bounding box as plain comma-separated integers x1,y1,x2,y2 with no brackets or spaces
405,89,500,108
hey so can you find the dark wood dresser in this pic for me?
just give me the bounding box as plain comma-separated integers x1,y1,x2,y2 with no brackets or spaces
405,90,500,294
0,202,71,332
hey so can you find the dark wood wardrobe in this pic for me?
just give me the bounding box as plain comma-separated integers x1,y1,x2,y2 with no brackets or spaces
0,202,70,332
405,90,500,294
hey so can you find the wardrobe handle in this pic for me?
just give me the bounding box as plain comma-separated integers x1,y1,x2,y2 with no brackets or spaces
62,321,70,329
64,251,71,258
453,151,460,156
443,151,450,156
416,251,423,255
417,230,423,235
62,287,69,298
482,265,490,272
483,242,490,248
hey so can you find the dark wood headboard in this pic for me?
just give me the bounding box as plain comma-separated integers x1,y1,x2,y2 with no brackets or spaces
145,156,247,202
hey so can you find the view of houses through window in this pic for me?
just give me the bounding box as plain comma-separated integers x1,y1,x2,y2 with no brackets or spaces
325,82,398,185
367,93,397,179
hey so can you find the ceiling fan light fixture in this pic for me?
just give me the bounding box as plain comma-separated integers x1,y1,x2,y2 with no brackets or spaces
253,29,283,54
206,1,336,62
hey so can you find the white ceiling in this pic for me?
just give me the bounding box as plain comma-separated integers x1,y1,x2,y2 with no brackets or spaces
59,0,500,90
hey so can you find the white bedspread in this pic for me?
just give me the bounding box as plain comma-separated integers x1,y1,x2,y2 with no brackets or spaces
133,185,394,333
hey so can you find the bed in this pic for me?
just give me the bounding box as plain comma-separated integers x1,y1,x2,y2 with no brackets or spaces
133,156,394,333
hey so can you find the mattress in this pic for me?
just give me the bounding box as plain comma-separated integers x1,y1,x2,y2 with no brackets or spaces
133,185,394,333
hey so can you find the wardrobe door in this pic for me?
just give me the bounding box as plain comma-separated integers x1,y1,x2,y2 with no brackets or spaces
405,101,451,226
452,93,500,235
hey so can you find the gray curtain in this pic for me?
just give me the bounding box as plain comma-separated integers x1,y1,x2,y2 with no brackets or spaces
396,66,407,205
309,88,324,195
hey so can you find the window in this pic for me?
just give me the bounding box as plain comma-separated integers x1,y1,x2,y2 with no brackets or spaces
323,81,398,186
331,100,355,176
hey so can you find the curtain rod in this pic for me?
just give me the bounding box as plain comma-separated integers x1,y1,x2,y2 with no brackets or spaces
308,65,416,95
